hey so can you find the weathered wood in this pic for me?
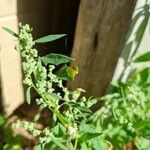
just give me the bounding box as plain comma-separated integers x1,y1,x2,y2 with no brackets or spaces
69,0,137,97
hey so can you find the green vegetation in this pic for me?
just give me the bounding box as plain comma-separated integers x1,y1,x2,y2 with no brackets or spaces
1,23,150,150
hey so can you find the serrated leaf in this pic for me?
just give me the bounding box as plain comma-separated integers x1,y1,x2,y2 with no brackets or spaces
134,51,150,62
79,132,101,143
2,27,18,38
34,34,66,43
41,53,72,66
26,86,32,104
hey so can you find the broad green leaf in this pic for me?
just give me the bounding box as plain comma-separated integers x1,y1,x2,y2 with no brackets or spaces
41,53,72,65
26,86,32,104
34,34,66,43
134,51,150,62
2,27,18,38
79,132,101,143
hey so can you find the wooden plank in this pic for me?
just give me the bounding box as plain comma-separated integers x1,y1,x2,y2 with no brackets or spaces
69,0,137,97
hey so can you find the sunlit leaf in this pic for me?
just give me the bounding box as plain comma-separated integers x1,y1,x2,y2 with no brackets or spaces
79,132,101,143
2,27,18,38
134,51,150,62
66,66,79,80
34,34,66,43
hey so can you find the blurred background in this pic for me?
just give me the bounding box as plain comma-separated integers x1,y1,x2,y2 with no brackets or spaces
0,0,150,116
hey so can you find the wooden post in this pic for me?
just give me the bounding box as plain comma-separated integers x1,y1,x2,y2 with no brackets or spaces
69,0,137,97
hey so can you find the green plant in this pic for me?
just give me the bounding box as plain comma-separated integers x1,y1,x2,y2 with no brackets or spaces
3,24,100,150
91,72,150,149
3,23,150,150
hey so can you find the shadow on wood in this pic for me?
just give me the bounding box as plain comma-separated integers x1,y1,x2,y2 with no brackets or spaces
68,0,137,98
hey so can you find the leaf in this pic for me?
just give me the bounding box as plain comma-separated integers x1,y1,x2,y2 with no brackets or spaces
49,134,67,150
41,53,72,66
52,108,69,126
0,115,6,126
79,132,101,143
2,27,18,38
34,34,66,43
57,65,70,80
26,86,32,104
57,65,78,81
68,102,92,114
66,66,79,80
49,93,61,101
134,51,150,62
53,123,66,137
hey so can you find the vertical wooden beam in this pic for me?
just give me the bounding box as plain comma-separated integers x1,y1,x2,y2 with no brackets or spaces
69,0,137,97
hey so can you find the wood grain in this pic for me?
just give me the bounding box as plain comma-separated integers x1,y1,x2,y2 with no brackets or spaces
69,0,137,97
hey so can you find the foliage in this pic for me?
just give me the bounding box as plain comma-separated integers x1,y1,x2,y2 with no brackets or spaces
0,115,22,150
91,68,150,149
3,23,150,150
3,24,99,150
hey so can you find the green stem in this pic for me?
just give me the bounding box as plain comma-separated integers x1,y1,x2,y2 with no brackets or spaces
31,82,69,127
73,138,78,150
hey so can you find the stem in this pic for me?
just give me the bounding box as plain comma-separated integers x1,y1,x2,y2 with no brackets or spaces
74,138,78,150
31,82,69,127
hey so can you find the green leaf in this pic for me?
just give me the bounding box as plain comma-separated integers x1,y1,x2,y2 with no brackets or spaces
57,65,70,80
34,34,66,43
0,115,6,126
79,132,101,143
49,93,61,101
53,123,66,137
2,27,18,38
68,102,92,114
51,108,69,126
134,51,150,62
41,53,72,66
66,66,79,80
49,134,67,150
26,86,32,104
57,65,79,81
